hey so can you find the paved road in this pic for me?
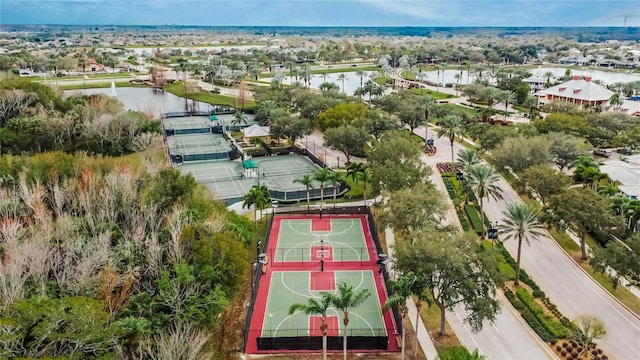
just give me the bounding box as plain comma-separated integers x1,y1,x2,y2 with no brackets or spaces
416,125,640,359
483,172,640,360
419,128,555,359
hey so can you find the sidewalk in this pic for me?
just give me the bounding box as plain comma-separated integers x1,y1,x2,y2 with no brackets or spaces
385,227,440,360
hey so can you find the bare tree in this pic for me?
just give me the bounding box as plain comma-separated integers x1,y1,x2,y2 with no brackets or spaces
146,323,210,360
167,206,189,265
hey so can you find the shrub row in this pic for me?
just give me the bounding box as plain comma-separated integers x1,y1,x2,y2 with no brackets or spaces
442,177,457,200
516,288,570,339
496,243,545,298
464,204,483,234
457,209,470,232
542,297,576,332
505,289,555,342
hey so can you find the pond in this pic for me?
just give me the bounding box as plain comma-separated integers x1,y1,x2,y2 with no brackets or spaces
422,67,640,86
64,87,224,118
263,71,391,96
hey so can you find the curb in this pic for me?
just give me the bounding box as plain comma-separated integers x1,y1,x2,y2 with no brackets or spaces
496,290,559,360
542,226,640,321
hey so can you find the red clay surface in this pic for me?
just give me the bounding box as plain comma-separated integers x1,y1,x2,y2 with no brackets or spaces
246,214,400,354
311,218,332,232
310,315,340,337
310,245,334,261
310,271,336,291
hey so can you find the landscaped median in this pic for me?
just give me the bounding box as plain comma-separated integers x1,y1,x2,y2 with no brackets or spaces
437,163,611,360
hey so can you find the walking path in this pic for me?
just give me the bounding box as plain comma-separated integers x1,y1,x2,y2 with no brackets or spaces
385,227,440,360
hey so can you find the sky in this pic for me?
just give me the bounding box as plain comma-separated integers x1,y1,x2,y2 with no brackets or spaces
1,0,639,27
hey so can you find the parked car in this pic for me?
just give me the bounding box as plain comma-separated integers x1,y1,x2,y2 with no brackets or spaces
593,149,611,157
617,148,633,155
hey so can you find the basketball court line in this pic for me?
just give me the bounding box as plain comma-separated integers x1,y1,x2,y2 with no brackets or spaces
269,270,380,337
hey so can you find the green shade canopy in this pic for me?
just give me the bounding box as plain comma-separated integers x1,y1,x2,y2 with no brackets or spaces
209,115,218,121
244,159,257,169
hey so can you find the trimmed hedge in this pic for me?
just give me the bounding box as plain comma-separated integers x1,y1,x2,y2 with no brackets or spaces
442,177,457,200
496,243,545,298
505,289,555,342
516,288,570,339
457,209,471,232
464,204,483,234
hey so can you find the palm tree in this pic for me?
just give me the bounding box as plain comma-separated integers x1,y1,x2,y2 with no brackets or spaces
524,96,538,122
330,171,346,209
337,73,348,94
289,295,333,360
256,99,279,126
434,64,445,93
455,148,482,171
499,203,545,286
609,92,624,111
437,115,465,163
356,167,372,204
543,71,554,86
463,165,503,239
383,273,414,360
326,282,371,360
346,162,365,184
500,91,515,120
355,70,365,88
293,174,314,212
454,72,462,96
242,185,270,228
598,183,619,196
232,110,249,128
313,167,333,200
417,95,436,138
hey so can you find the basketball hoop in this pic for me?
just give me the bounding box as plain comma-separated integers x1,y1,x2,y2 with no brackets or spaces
317,201,326,219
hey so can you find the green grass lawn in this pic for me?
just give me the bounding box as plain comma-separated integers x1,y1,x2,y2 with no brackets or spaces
58,81,138,91
437,103,479,117
260,66,380,78
408,88,457,100
165,82,255,109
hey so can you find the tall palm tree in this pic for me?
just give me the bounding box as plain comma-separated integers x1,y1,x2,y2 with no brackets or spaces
355,70,365,87
463,165,503,239
455,148,482,171
289,295,333,360
330,171,346,209
417,95,436,138
337,73,348,94
500,91,515,120
327,282,371,360
356,167,372,204
293,174,314,212
524,96,538,122
313,167,333,200
242,185,270,228
411,274,430,357
437,115,465,163
383,273,414,360
434,64,446,93
499,203,545,286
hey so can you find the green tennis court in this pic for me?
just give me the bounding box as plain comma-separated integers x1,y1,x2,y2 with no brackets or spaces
167,133,231,157
262,270,387,338
274,218,371,262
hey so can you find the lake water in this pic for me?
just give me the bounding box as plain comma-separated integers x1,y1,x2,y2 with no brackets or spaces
428,67,640,86
64,87,221,118
263,71,391,96
126,45,265,57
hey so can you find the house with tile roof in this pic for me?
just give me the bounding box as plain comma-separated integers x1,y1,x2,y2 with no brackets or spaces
601,159,640,199
535,76,614,107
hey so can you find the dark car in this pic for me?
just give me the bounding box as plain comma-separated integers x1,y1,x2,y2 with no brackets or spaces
618,148,633,155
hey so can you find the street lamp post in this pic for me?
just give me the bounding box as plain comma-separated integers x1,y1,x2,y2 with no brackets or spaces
488,221,499,246
320,236,325,272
